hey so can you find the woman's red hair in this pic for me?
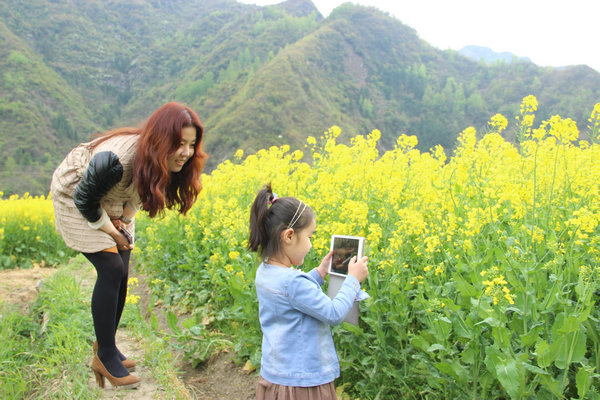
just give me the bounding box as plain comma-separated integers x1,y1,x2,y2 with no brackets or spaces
89,102,207,217
135,102,207,217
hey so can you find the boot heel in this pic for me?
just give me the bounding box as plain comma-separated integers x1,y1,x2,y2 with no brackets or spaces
93,369,105,388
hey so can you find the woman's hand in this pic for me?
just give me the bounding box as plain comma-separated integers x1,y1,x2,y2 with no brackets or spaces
101,219,133,250
111,218,123,230
348,255,369,283
316,250,334,280
111,230,133,251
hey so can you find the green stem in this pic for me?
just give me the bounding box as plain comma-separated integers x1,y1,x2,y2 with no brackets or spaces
544,144,560,238
523,145,540,336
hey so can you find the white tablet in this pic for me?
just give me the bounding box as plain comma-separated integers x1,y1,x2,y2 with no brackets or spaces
328,235,365,277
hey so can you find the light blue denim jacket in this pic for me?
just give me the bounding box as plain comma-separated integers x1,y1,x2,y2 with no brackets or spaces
255,262,361,387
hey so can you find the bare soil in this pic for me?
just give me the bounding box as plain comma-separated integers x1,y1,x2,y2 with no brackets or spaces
182,352,256,400
0,264,55,313
0,263,258,400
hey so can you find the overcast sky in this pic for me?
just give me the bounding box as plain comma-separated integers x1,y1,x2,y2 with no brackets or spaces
239,0,600,72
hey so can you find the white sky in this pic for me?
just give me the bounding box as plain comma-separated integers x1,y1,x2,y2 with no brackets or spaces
239,0,600,72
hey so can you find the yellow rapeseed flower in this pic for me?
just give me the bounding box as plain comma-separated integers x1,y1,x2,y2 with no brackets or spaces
521,95,538,114
488,113,508,133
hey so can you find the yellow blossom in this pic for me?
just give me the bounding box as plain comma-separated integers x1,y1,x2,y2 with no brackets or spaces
488,113,508,133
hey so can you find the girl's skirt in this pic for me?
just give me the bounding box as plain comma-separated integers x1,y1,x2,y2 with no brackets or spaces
256,376,337,400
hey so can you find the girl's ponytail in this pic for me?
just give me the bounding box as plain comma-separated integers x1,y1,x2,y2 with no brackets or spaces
248,184,275,253
248,183,314,259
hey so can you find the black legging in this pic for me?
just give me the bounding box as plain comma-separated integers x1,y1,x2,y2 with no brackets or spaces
83,249,131,377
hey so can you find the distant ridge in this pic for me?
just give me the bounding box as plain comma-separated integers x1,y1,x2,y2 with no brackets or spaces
0,0,599,195
459,45,531,64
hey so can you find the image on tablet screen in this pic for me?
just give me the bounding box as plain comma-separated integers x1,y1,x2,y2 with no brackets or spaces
331,237,359,276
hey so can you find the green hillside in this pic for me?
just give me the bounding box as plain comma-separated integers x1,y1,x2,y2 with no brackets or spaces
0,20,95,194
0,0,598,194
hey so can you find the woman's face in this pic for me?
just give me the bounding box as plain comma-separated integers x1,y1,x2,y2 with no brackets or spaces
167,126,196,172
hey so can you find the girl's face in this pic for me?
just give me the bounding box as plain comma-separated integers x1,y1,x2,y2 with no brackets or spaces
286,218,316,266
167,126,196,172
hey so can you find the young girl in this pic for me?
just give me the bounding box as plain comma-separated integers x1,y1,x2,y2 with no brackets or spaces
248,184,369,400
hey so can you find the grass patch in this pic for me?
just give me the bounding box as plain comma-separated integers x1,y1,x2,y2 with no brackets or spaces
0,256,190,399
0,259,96,399
119,289,193,399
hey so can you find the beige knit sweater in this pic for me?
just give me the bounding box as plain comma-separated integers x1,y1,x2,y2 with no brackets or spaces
50,134,142,253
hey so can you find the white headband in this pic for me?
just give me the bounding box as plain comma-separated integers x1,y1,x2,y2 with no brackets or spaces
287,201,307,229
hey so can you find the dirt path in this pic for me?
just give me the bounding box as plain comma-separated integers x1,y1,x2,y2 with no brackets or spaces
0,263,257,399
89,331,164,399
182,351,256,400
0,264,55,313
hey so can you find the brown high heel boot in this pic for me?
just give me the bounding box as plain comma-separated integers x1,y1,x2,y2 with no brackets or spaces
93,340,137,370
91,354,141,389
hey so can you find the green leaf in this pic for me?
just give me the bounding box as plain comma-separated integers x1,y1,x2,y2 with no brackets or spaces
505,306,523,315
435,362,456,379
450,359,469,385
427,343,447,353
550,336,568,370
341,323,363,334
558,314,580,334
551,331,587,369
453,273,478,298
181,317,195,330
495,359,522,399
189,325,203,336
539,374,564,398
411,335,431,353
150,313,159,331
167,311,181,334
578,305,592,324
475,317,502,327
576,366,592,399
534,339,553,369
520,327,539,347
437,359,469,385
522,362,548,375
551,312,565,337
572,331,587,364
451,315,473,339
461,345,477,365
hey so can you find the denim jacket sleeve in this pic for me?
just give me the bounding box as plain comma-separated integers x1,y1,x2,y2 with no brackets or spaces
288,270,361,325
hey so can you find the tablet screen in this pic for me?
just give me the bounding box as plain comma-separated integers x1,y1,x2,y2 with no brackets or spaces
330,236,361,276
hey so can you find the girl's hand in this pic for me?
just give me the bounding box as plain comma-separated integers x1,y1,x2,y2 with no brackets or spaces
348,255,369,283
317,251,334,280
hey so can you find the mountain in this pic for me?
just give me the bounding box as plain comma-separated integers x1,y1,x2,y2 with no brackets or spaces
0,0,599,195
459,45,531,64
0,18,95,194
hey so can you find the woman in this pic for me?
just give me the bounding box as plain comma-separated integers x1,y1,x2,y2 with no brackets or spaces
50,102,207,389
